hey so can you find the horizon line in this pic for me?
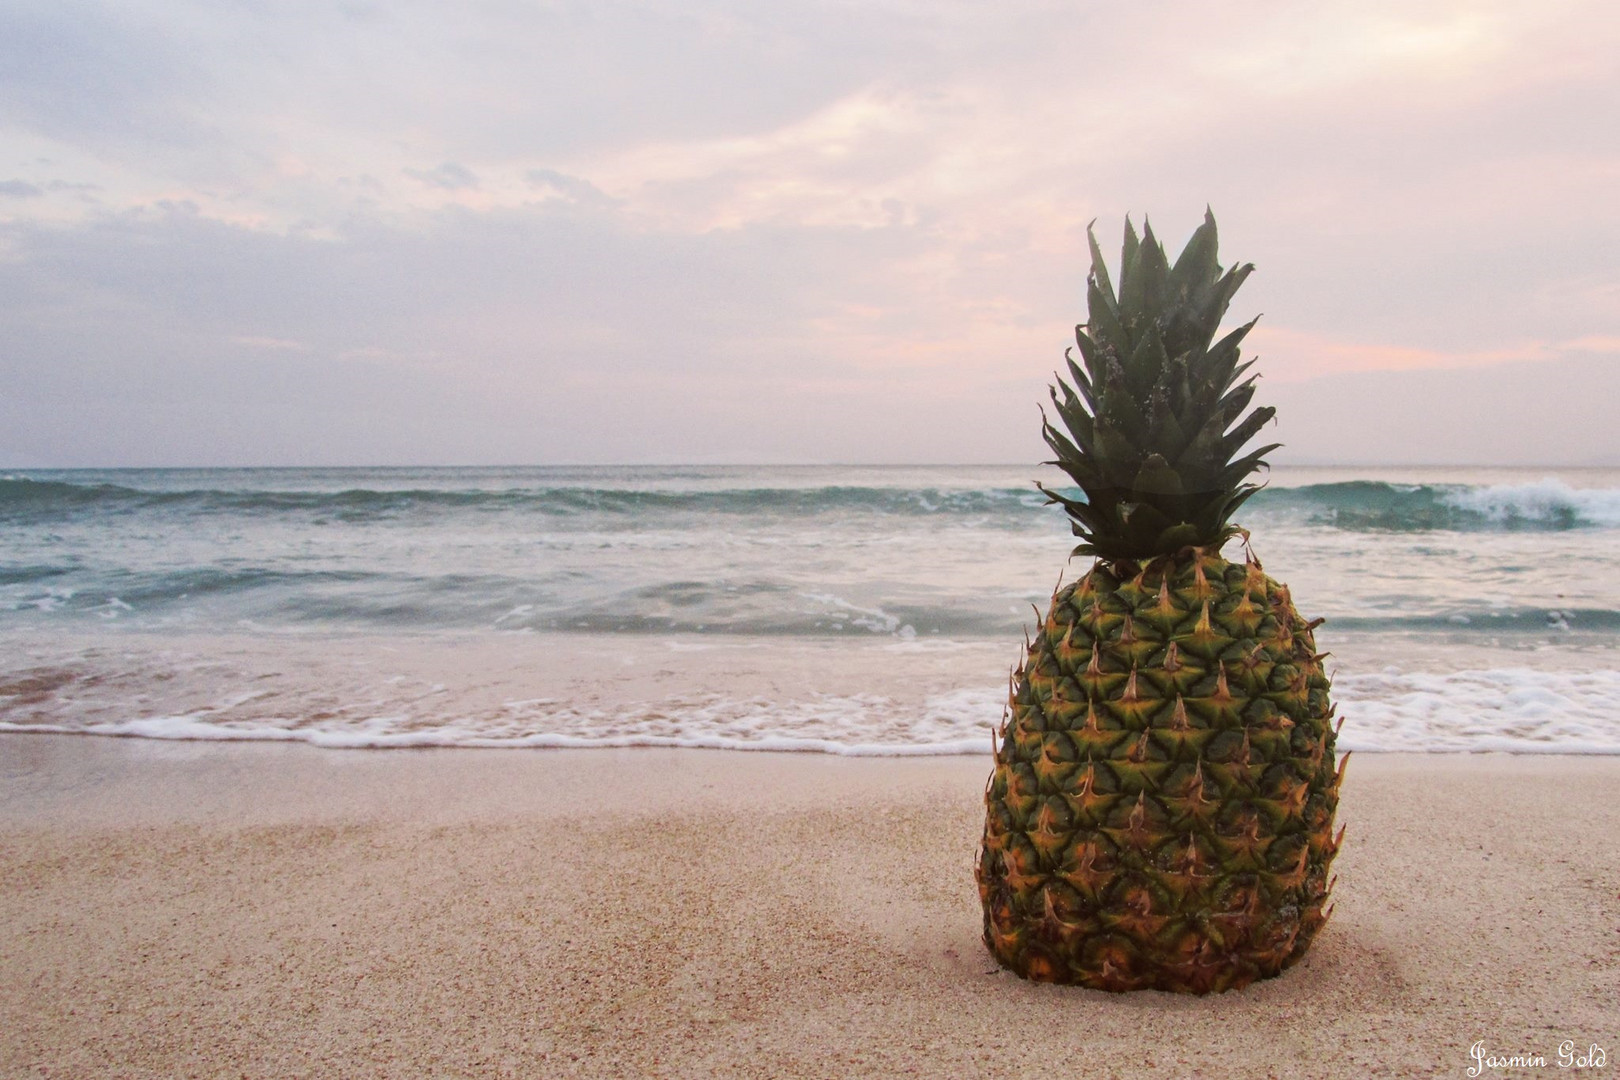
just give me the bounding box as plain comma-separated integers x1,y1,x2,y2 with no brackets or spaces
6,461,1618,471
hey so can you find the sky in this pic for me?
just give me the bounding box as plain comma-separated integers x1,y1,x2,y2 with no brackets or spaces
1,0,1616,467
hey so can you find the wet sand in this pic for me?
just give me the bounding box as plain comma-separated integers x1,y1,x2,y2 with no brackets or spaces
1,737,1616,1078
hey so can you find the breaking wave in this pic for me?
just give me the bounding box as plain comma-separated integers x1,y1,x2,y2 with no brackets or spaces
1256,478,1620,532
4,473,1615,532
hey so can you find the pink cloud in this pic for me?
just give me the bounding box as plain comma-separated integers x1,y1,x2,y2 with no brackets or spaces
1248,325,1568,382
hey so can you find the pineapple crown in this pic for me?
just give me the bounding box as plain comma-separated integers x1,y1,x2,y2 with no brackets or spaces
1039,210,1279,560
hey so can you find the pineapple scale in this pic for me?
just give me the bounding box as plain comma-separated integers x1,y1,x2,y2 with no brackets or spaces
976,547,1343,994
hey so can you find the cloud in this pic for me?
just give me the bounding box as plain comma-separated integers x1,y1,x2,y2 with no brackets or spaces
525,169,619,208
0,3,204,145
1246,326,1554,382
405,162,480,191
0,200,1054,465
1259,349,1620,466
0,0,1617,464
230,335,309,351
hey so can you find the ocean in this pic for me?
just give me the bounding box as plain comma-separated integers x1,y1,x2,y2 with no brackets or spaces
3,464,1618,754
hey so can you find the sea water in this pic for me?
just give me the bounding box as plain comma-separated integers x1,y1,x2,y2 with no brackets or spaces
2,465,1617,754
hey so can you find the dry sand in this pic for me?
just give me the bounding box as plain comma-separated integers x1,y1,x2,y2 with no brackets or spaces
1,736,1616,1079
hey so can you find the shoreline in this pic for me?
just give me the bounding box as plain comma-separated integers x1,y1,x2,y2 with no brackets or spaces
3,737,1617,1077
4,622,1618,756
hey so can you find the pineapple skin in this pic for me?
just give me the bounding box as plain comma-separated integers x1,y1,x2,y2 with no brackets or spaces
976,547,1343,994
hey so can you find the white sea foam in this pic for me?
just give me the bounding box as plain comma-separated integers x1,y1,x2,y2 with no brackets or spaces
1439,478,1620,528
799,592,916,637
6,666,1617,755
1333,667,1620,753
0,686,1007,756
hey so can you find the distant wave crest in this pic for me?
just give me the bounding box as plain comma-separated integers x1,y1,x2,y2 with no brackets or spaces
0,477,1050,521
3,474,1617,532
1256,478,1620,532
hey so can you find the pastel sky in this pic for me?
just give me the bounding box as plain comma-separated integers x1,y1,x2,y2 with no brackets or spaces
2,0,1616,466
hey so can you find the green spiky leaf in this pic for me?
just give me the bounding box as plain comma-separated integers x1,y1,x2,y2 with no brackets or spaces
1039,211,1278,558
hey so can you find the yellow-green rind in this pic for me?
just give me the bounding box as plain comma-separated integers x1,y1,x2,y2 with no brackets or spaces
976,547,1343,994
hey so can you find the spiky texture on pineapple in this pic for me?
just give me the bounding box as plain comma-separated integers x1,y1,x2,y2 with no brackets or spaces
976,213,1343,994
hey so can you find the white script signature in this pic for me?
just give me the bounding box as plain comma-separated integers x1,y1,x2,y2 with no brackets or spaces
1469,1041,1609,1077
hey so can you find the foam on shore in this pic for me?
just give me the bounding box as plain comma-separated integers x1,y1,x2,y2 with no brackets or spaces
6,661,1618,754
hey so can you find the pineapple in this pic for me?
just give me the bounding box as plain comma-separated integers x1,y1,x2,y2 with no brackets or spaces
976,211,1344,993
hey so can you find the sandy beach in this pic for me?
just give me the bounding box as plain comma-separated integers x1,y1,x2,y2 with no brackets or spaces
1,737,1615,1079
